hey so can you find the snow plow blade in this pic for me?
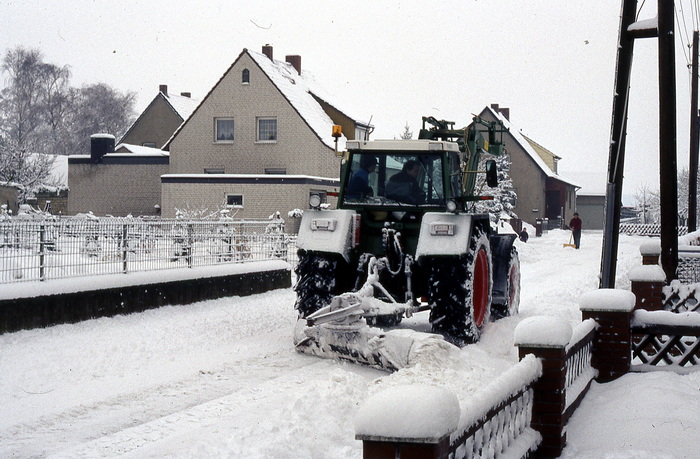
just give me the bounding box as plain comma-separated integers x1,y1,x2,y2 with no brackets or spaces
293,319,459,372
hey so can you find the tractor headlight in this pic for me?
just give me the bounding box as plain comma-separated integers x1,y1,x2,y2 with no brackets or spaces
446,199,458,213
309,194,322,208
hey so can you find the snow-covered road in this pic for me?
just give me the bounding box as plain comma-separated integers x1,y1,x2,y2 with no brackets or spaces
2,229,697,457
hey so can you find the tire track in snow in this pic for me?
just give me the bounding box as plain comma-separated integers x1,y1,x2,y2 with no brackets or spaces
0,328,326,457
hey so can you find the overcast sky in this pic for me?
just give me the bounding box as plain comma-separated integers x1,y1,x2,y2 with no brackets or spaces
1,1,698,203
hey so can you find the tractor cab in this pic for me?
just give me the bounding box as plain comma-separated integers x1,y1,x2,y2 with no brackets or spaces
340,140,462,211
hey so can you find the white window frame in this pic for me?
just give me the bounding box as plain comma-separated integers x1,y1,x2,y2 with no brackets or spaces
215,118,235,143
256,117,277,143
226,194,243,208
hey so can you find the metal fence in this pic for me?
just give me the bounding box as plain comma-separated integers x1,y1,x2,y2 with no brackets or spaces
0,217,293,284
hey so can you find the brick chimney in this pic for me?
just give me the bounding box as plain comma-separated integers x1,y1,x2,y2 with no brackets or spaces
262,44,273,60
491,103,510,120
286,55,301,74
159,84,168,96
180,92,191,98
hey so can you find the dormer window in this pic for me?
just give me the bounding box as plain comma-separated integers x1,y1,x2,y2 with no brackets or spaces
242,69,250,84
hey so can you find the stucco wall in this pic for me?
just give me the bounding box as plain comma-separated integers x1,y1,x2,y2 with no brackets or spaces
161,176,339,233
168,53,341,178
68,156,169,216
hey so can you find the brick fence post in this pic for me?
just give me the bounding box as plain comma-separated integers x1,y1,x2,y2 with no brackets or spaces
580,289,636,383
640,240,661,265
514,316,572,457
628,264,666,311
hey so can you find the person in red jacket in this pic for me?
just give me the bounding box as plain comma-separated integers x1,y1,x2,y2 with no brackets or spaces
569,212,582,249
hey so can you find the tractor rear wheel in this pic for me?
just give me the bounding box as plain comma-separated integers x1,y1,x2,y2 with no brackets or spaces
428,230,493,345
491,248,521,319
294,251,339,318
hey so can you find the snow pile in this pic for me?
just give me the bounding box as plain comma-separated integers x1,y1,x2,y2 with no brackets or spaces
579,288,636,312
513,316,572,347
354,384,460,439
627,264,667,282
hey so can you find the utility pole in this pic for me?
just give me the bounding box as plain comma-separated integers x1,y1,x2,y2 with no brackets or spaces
658,0,678,282
689,30,699,232
601,0,679,287
601,0,639,288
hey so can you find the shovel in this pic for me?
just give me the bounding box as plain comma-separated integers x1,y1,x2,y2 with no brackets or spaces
563,232,576,248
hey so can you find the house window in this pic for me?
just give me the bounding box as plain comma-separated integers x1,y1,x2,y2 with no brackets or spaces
242,69,250,84
257,117,277,142
265,168,286,175
215,118,234,142
226,194,243,207
142,142,156,148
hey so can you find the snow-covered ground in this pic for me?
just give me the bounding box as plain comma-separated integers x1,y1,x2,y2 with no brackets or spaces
1,229,699,458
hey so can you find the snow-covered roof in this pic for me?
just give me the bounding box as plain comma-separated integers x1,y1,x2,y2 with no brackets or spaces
482,106,580,188
163,92,200,122
165,48,366,151
247,49,348,150
115,143,170,156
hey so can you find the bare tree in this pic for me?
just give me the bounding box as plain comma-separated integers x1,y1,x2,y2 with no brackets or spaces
634,183,660,224
0,46,136,201
0,47,56,194
70,83,136,154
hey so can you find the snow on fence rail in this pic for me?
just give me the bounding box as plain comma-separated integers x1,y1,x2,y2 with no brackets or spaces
0,218,291,283
355,355,543,459
631,309,700,371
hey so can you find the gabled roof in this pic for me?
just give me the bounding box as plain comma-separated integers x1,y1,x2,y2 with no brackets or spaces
164,48,365,150
119,91,200,146
163,92,200,121
481,105,579,188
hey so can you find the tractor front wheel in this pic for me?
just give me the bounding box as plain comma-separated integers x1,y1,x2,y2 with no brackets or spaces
294,251,340,318
428,230,493,345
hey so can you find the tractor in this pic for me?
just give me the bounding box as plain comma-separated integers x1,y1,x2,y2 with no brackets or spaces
292,115,520,370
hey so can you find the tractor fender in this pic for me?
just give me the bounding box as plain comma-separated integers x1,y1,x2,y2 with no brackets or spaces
415,213,490,262
296,209,357,263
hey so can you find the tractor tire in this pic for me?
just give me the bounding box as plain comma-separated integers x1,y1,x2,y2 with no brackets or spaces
293,251,339,318
491,247,521,319
428,230,493,345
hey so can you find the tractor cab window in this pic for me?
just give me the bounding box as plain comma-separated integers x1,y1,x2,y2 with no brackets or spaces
343,153,445,207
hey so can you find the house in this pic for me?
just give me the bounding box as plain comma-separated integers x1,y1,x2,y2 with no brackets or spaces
160,45,372,231
479,104,579,228
118,85,199,149
67,85,197,217
68,135,169,217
